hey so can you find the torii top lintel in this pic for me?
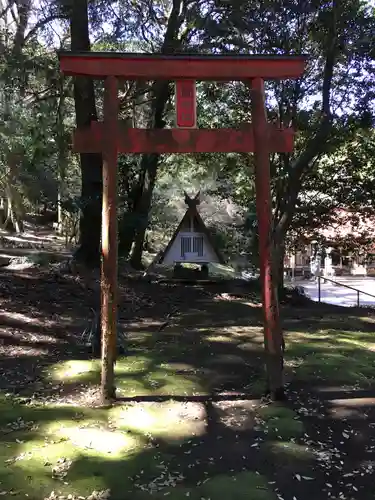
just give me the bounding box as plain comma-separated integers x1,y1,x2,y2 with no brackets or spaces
58,51,307,81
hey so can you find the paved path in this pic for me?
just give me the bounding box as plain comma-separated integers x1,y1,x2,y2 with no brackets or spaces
298,277,375,307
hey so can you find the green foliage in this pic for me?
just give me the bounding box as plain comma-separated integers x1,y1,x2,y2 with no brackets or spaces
0,12,77,214
0,0,373,267
191,0,375,250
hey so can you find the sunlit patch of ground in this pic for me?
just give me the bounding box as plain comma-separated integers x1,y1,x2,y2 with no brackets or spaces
49,356,206,398
204,333,238,343
52,357,151,383
50,419,142,456
0,311,46,326
286,328,375,386
213,399,259,431
52,359,102,383
0,392,280,499
111,401,207,442
0,397,134,498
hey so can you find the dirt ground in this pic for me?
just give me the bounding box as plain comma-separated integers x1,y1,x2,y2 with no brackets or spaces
0,265,261,398
0,262,375,499
0,221,375,499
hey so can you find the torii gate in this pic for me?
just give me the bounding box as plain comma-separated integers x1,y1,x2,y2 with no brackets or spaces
58,52,306,402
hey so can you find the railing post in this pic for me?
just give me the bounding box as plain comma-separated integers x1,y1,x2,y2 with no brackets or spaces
318,276,321,303
315,276,375,306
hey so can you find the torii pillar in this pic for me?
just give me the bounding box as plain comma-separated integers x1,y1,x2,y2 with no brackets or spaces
58,52,306,402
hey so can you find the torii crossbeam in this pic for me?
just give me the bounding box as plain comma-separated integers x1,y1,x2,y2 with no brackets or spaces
58,51,307,403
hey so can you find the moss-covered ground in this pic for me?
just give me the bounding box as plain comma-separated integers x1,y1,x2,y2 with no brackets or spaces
1,269,375,499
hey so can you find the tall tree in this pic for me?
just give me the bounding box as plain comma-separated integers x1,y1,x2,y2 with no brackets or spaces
196,0,375,285
117,0,193,268
60,0,103,267
0,0,63,231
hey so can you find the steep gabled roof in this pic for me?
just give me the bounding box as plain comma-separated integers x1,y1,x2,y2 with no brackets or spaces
157,192,225,265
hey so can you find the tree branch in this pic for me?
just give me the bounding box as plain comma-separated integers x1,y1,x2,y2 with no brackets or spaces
11,0,31,56
0,0,15,19
274,0,339,242
23,12,68,45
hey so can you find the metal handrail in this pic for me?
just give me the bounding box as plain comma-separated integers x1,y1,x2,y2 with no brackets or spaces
317,275,375,307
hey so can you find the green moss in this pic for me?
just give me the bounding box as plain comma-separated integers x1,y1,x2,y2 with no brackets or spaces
258,405,304,440
265,441,315,462
0,396,152,499
286,329,375,386
199,472,275,500
137,486,199,500
3,309,375,499
49,355,205,399
111,401,205,442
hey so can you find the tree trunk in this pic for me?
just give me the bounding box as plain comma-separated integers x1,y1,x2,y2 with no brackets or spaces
271,2,338,286
118,213,136,257
5,157,24,233
11,0,32,56
5,190,23,233
70,0,102,268
0,0,30,233
131,226,147,269
129,155,159,268
0,198,6,225
118,181,144,258
273,240,285,291
125,95,168,268
124,0,187,265
57,76,67,235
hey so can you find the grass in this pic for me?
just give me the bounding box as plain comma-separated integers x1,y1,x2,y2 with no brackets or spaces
285,321,375,386
264,441,315,462
143,254,238,279
1,307,375,498
257,405,304,440
0,396,114,498
208,262,237,278
0,392,277,499
51,356,207,398
199,472,276,500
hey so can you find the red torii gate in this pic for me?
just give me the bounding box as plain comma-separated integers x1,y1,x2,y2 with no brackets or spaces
58,52,306,402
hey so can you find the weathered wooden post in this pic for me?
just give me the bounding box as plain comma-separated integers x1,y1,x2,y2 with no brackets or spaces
101,75,119,403
251,77,284,399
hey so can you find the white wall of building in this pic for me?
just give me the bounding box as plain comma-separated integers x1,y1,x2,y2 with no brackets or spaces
162,231,220,265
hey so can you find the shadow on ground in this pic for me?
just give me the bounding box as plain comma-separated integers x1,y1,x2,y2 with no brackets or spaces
1,268,375,499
